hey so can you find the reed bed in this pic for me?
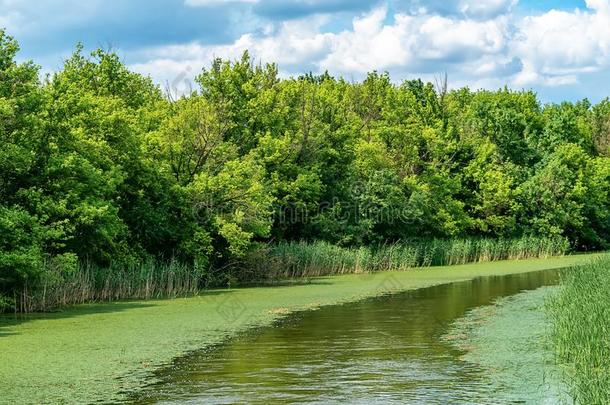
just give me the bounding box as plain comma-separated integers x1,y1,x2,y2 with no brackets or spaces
547,255,610,404
16,259,204,313
11,235,569,312
249,236,570,279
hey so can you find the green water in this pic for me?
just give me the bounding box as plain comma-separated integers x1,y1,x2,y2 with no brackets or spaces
132,269,561,404
444,286,567,404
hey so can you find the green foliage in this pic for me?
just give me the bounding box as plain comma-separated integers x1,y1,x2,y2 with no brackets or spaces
519,144,610,248
0,31,608,311
547,256,610,404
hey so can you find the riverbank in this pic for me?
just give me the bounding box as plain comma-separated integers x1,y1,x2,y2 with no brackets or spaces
0,254,599,404
547,255,610,404
9,236,569,313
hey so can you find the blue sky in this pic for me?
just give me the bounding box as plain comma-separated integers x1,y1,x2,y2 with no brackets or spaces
2,0,608,102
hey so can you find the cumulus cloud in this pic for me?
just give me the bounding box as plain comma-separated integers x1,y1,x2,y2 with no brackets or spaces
317,9,511,74
319,7,410,73
5,0,610,100
131,14,333,81
132,5,513,87
513,0,610,85
64,0,610,100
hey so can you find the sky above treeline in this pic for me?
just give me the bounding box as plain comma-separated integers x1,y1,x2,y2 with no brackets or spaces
1,0,608,103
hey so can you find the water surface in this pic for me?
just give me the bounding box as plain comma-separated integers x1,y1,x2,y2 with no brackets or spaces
132,268,561,404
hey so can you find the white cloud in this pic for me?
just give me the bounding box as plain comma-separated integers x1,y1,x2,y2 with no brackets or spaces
513,0,610,85
130,0,610,96
319,7,411,73
316,9,510,75
131,14,332,83
415,15,508,60
133,6,512,79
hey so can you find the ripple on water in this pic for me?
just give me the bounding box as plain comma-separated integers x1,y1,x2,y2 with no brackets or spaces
130,268,563,404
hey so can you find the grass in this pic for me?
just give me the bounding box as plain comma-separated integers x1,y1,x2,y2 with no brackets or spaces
13,236,570,313
0,254,598,404
547,255,610,404
17,259,203,313
249,236,570,278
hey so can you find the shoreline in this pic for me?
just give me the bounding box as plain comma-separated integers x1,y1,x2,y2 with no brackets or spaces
0,254,600,404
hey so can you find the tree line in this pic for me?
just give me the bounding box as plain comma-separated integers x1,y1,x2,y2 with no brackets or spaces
1,30,609,309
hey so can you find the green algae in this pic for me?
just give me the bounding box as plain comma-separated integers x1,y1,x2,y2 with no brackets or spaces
445,286,570,404
0,254,598,404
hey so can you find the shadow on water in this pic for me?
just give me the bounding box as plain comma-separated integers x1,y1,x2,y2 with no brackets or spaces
0,288,251,339
130,268,562,404
0,301,157,338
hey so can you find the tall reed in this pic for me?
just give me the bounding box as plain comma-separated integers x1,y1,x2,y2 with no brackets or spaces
12,235,569,312
17,259,204,313
546,255,610,404
248,236,570,279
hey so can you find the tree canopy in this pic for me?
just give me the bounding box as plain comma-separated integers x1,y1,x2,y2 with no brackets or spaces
1,31,609,307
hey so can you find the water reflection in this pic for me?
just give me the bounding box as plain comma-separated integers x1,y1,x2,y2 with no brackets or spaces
132,269,560,404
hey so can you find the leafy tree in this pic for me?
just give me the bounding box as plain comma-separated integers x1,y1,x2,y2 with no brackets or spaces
1,39,610,310
591,99,610,156
518,144,608,248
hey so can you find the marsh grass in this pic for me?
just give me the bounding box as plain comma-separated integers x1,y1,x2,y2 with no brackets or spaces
247,236,570,279
15,236,569,312
18,259,204,312
547,255,610,404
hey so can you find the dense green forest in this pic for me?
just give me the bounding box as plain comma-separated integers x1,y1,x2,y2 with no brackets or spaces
1,30,609,311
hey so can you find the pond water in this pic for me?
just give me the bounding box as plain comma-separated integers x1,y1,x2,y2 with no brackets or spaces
132,268,561,404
